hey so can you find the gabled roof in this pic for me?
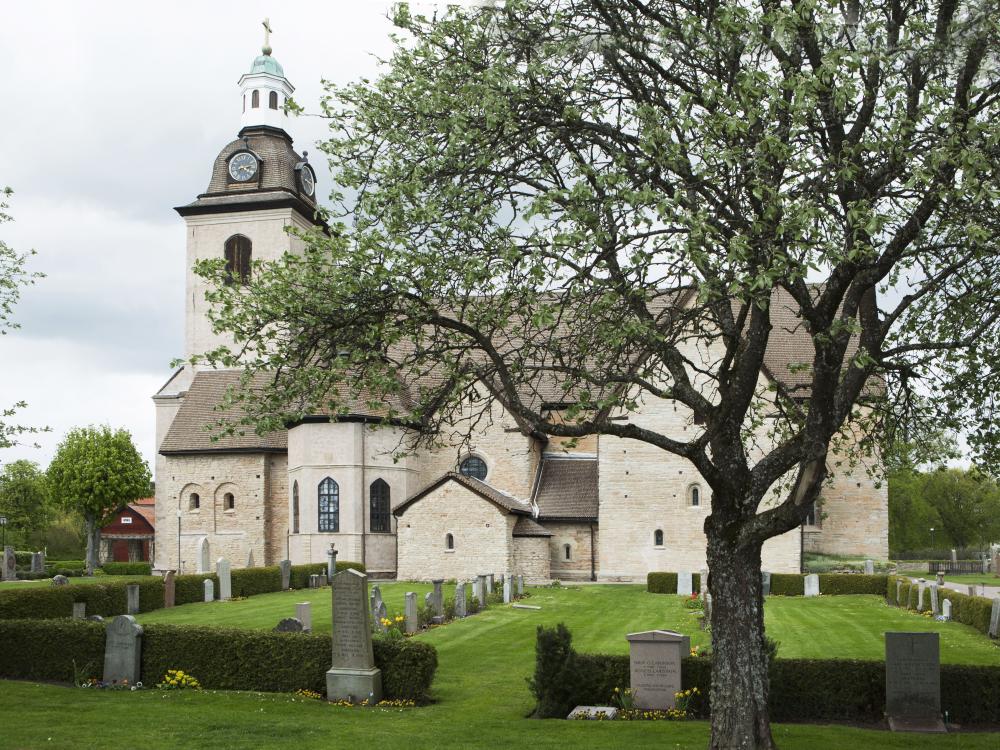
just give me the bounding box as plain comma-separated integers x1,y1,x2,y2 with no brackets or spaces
394,472,532,517
128,497,155,527
534,455,599,521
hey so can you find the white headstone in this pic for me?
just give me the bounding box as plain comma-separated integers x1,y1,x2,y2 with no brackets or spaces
864,559,875,575
296,601,312,632
677,571,693,597
989,597,1000,639
327,569,382,703
280,560,291,591
503,575,512,603
196,537,210,574
103,615,143,685
804,574,820,597
941,599,951,621
405,592,418,633
204,578,214,602
216,558,232,601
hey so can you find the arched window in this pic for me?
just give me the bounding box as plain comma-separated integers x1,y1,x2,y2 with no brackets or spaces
654,529,664,546
564,544,571,560
318,478,339,532
459,456,487,481
251,89,260,108
242,94,246,113
370,479,390,533
189,493,200,511
804,500,820,527
224,235,252,285
689,485,701,507
224,492,235,511
292,481,300,534
445,533,454,550
269,91,278,109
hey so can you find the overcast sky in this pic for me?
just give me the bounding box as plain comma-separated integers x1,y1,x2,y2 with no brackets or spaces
0,2,409,470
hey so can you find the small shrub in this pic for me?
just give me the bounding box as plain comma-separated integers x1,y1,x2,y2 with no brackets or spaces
647,572,677,594
230,566,281,597
174,574,218,605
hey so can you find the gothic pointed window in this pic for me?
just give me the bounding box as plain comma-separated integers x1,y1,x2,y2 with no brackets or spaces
318,478,339,532
251,89,260,108
269,91,278,109
370,479,390,533
224,235,252,285
292,481,300,534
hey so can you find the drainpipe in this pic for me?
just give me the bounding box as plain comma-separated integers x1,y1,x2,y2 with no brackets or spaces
590,523,596,581
360,422,367,569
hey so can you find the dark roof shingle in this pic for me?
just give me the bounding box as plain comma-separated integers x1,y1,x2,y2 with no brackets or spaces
534,456,599,521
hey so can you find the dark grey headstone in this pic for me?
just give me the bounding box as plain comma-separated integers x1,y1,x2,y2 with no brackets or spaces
103,615,143,685
885,632,944,732
327,568,381,703
279,559,291,590
989,598,1000,639
405,592,418,634
126,584,140,615
274,617,304,633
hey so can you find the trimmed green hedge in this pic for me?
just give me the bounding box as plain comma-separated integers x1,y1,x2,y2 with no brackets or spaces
174,573,219,605
886,575,994,635
101,562,153,576
0,577,164,620
0,619,437,702
289,561,365,589
647,572,887,596
530,624,1000,724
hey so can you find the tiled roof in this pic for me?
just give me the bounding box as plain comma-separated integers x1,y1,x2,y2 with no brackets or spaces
129,499,155,527
394,472,532,517
534,455,599,521
204,126,314,201
512,516,553,537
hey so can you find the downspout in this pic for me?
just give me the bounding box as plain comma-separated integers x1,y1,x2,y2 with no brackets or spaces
590,523,596,582
360,423,367,569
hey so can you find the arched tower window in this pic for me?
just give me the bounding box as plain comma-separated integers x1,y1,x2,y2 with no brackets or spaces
224,492,235,511
370,479,390,533
251,89,260,108
459,456,487,481
689,485,701,507
269,91,278,109
654,529,664,546
318,478,339,532
445,533,455,550
224,235,252,285
189,493,200,511
292,481,300,534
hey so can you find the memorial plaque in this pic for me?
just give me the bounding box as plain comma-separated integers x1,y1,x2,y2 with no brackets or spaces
677,571,693,597
296,601,312,632
280,559,291,591
216,558,232,601
626,630,689,710
103,615,143,685
164,571,176,608
885,632,944,732
327,568,382,703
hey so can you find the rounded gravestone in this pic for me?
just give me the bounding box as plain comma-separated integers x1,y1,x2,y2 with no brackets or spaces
87,614,105,623
274,617,304,633
51,574,69,586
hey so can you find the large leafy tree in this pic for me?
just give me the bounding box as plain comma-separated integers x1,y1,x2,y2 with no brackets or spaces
922,468,1000,548
0,460,51,547
47,427,150,574
195,2,999,747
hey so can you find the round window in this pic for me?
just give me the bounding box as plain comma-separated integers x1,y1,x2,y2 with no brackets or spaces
459,456,487,481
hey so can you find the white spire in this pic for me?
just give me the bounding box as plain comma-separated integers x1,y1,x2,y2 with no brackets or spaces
238,19,294,131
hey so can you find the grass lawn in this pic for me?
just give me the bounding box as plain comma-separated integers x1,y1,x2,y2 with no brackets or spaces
0,575,154,590
3,585,999,749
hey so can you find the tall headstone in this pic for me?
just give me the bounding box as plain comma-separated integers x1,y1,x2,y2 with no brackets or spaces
280,560,291,591
30,551,45,573
804,573,820,597
941,599,952,621
625,630,690,710
72,602,86,619
928,584,939,616
761,571,771,597
699,568,709,595
704,592,712,622
327,568,382,703
950,549,958,563
246,548,255,568
374,600,388,633
204,578,214,602
989,598,1000,639
503,575,512,603
216,558,232,601
885,632,944,732
917,579,927,611
405,592,418,634
2,546,16,581
327,543,338,580
296,602,312,632
126,584,141,615
432,579,444,617
936,571,945,586
517,575,524,596
896,580,903,605
476,575,487,608
486,574,494,593
164,571,176,608
677,571,693,597
864,559,875,575
196,537,210,574
310,574,320,589
103,615,143,685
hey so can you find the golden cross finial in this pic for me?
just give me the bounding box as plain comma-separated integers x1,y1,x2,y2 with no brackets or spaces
262,18,273,55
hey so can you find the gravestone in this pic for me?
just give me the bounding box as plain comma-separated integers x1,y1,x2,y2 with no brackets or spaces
204,578,214,602
917,579,927,611
951,548,957,563
941,599,951,621
455,581,467,617
280,559,291,591
310,574,320,589
804,573,819,597
126,584,141,615
164,571,176,608
936,571,945,586
196,537,210,573
327,543,338,580
503,575,512,603
761,571,771,597
486,574,494,593
517,575,524,596
626,630,690,710
87,614,104,623
968,585,977,597
405,592,418,634
275,617,303,632
700,568,709,596
928,584,939,616
327,568,382,703
476,575,487,608
432,579,444,616
2,546,16,581
424,591,433,610
52,574,69,586
989,598,1000,639
885,632,945,732
246,548,255,568
103,615,143,686
677,571,693,597
296,602,312,632
864,559,875,575
30,551,45,573
374,600,388,633
216,558,232,601
319,572,328,587
704,593,712,623
72,602,86,619
567,706,619,721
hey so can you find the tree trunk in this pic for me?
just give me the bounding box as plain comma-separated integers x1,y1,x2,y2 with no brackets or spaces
84,514,100,576
707,533,775,750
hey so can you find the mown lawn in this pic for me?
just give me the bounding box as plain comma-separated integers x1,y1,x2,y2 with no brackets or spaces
3,585,999,749
0,574,153,590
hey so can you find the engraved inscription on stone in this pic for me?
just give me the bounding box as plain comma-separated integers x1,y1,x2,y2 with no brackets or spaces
331,568,374,671
885,632,940,719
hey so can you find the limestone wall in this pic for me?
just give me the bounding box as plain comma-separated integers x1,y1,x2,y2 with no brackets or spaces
545,521,597,580
513,536,551,582
804,461,889,558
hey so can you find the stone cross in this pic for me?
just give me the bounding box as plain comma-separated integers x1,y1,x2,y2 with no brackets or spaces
885,632,944,731
216,558,232,601
279,560,291,591
103,615,143,686
275,617,304,632
405,592,418,633
296,601,312,632
327,544,338,580
517,575,524,597
626,630,690,710
262,17,273,54
432,579,444,617
455,581,467,617
327,568,382,703
864,559,875,575
204,578,214,602
677,571,693,597
164,571,176,608
72,602,86,619
503,575,512,603
761,571,771,597
2,546,16,581
989,597,1000,639
126,584,141,615
941,599,951,621
803,573,820,597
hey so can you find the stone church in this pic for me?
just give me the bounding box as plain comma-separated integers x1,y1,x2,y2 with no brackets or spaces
152,39,888,581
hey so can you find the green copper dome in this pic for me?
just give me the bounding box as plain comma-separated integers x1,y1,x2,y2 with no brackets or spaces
249,54,284,78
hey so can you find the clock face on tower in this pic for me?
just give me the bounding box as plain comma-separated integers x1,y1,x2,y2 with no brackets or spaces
299,166,315,196
228,152,258,182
